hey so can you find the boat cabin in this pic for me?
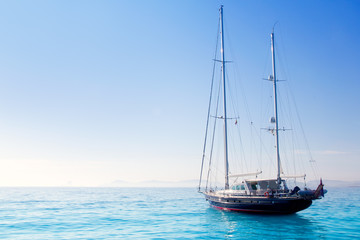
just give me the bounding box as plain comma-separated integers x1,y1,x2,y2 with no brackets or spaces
231,179,289,196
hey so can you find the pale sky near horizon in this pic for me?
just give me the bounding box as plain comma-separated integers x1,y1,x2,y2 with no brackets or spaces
0,0,359,186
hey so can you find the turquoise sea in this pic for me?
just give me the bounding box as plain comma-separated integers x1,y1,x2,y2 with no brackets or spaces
0,187,358,239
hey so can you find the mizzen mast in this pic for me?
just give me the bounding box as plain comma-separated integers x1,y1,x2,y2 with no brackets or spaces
270,30,281,185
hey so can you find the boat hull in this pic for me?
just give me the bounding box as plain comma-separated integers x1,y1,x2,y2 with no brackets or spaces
205,193,312,214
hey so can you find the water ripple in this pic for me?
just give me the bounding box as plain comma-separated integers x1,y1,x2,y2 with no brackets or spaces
0,187,358,239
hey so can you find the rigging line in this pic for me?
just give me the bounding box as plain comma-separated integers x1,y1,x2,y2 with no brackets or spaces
259,79,276,175
224,71,241,126
259,125,263,174
226,55,260,173
276,25,293,89
261,87,276,177
260,38,273,135
206,72,222,191
291,119,308,178
262,39,272,82
236,115,249,173
227,121,243,173
211,140,222,190
277,84,289,175
256,124,277,170
287,78,320,179
221,13,258,174
224,70,249,173
277,60,308,180
237,86,257,172
286,91,297,176
249,123,262,170
259,51,270,172
199,18,220,191
220,15,246,123
232,70,257,172
275,34,308,178
230,53,255,127
282,80,298,177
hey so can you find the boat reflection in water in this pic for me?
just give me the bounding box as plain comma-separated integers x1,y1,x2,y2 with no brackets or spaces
204,206,321,238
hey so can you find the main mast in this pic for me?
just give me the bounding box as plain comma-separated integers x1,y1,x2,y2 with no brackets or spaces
271,31,281,185
220,5,229,190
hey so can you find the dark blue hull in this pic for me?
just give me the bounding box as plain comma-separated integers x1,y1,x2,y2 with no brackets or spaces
205,193,312,214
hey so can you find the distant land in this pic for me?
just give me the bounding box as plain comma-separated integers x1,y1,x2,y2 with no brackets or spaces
102,179,360,188
102,179,200,188
308,180,360,188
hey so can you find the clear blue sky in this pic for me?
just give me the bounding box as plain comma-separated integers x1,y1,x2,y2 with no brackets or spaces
0,0,358,186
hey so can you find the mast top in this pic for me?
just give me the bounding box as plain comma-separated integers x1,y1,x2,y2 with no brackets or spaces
272,21,278,34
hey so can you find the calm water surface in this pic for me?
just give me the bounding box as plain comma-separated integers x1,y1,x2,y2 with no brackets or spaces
0,187,358,239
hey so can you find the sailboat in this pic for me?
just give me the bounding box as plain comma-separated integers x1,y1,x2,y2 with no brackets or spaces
198,6,325,214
